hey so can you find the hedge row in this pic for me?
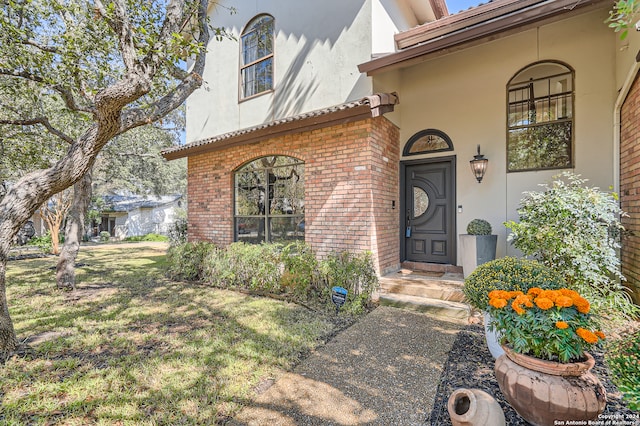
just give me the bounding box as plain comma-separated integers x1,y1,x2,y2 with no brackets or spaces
166,241,378,315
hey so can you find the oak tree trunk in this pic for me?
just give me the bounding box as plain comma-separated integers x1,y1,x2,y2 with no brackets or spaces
56,172,92,291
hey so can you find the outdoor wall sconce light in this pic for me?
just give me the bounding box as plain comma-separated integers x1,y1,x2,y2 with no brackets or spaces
470,144,488,183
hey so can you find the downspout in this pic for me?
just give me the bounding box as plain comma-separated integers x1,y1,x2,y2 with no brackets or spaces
613,50,640,194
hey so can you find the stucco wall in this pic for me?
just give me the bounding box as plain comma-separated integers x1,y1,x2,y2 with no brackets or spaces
188,0,387,143
186,116,400,273
377,8,617,264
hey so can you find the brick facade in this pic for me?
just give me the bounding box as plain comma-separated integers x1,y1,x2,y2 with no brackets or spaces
186,116,401,274
620,73,640,304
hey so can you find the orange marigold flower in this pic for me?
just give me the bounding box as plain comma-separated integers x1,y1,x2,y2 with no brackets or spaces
573,297,591,314
488,290,510,300
527,287,543,297
560,288,580,298
555,295,574,308
576,328,599,344
514,294,532,307
511,300,526,315
534,297,554,310
555,321,569,329
508,291,524,299
595,331,606,340
540,290,560,301
489,297,507,309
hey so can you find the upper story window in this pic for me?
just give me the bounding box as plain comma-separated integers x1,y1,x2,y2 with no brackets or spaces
403,129,453,156
240,14,274,99
507,61,574,172
234,156,304,244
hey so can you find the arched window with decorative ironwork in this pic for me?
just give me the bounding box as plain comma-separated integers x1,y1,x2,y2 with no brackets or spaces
507,61,574,172
234,156,304,243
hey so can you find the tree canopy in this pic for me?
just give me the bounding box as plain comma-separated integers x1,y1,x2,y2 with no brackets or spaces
0,0,213,355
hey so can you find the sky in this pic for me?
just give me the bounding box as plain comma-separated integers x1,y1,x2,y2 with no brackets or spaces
446,0,485,14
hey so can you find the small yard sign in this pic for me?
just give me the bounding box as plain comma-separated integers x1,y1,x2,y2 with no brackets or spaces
331,286,348,313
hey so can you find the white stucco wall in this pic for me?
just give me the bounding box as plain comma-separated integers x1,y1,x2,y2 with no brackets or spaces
188,0,418,143
379,8,617,263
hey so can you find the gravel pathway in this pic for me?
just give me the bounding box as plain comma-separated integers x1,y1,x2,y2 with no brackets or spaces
231,306,463,425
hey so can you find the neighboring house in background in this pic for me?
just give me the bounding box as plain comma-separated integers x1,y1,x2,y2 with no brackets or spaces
162,0,640,301
90,194,183,239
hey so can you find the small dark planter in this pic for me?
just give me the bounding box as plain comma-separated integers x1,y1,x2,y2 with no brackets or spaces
460,234,497,278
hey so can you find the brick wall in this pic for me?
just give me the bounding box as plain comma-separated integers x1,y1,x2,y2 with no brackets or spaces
186,116,401,274
620,72,640,304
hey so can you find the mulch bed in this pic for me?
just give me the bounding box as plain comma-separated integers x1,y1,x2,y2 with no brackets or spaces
428,324,638,425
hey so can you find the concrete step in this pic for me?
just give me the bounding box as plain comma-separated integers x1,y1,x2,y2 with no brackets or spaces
380,276,465,303
378,293,470,323
401,261,463,275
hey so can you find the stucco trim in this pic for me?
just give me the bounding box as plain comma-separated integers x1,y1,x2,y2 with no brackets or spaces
162,93,399,160
359,0,609,75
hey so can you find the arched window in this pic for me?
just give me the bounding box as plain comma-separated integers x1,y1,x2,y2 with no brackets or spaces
240,14,274,99
403,129,453,156
234,156,304,243
507,61,574,172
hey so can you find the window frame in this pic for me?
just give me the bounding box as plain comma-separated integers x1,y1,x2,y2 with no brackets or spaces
239,14,275,101
233,156,305,244
506,60,575,173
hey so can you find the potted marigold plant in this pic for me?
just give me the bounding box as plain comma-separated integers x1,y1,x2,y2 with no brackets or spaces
489,287,607,426
460,219,497,278
463,257,563,359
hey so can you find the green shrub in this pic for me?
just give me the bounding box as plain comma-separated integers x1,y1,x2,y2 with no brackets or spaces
320,251,378,315
466,219,492,235
463,257,564,311
27,232,53,254
505,171,639,321
99,231,110,242
166,241,217,281
166,241,377,316
281,241,321,301
205,242,283,293
606,330,640,411
168,217,188,246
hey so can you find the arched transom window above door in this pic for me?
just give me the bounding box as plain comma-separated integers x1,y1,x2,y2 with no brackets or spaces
403,129,453,156
507,61,574,172
234,156,304,244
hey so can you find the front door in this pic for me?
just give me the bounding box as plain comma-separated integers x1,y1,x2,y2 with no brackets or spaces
403,157,456,264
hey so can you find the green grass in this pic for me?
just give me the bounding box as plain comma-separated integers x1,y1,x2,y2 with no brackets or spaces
1,243,338,425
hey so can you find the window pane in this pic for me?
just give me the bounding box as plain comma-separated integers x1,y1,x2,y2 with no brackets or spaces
235,171,265,215
409,135,449,154
269,217,304,243
236,217,265,243
241,58,273,98
270,165,304,215
507,121,572,171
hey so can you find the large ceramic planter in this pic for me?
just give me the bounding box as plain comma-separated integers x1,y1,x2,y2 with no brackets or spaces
459,234,497,278
494,345,606,426
483,312,504,360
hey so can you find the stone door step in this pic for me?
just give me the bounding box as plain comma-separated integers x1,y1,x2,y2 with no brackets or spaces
378,293,470,323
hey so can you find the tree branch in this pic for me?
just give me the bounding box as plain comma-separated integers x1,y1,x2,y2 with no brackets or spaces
121,0,209,131
21,38,59,54
0,117,74,144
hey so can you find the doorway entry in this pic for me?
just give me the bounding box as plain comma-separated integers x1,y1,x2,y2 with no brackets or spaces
401,156,456,264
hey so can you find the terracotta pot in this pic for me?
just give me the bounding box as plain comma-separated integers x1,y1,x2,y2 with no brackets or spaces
494,345,606,426
447,388,505,426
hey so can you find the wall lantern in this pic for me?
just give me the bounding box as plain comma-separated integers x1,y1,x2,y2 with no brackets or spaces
470,144,488,183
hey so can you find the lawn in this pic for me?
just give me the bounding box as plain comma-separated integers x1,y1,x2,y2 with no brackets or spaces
1,243,338,425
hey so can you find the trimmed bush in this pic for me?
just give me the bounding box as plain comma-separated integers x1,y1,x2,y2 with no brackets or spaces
165,241,378,316
166,241,217,281
463,256,564,312
466,219,492,235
